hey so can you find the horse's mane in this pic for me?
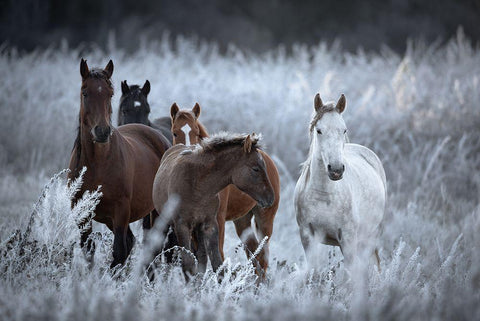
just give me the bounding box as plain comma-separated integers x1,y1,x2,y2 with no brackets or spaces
200,132,262,153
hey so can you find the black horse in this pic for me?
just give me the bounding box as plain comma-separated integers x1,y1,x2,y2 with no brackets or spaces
118,80,173,143
118,80,173,229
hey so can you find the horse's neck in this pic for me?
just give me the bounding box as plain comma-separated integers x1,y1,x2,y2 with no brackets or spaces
198,150,238,194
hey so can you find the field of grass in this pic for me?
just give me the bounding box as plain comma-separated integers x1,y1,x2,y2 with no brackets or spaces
0,30,479,320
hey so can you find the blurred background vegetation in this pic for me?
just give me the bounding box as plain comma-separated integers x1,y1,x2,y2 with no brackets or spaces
1,0,479,53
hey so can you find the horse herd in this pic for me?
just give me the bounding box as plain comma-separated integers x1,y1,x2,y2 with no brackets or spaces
68,59,387,281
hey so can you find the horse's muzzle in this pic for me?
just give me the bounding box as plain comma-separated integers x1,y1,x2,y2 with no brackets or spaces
328,164,345,181
258,194,275,208
93,125,112,143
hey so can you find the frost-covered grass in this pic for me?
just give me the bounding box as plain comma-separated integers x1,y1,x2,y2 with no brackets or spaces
1,30,480,320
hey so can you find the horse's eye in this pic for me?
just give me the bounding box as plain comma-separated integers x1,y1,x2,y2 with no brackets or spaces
317,129,322,135
344,129,347,134
173,133,177,137
252,166,260,172
82,92,88,97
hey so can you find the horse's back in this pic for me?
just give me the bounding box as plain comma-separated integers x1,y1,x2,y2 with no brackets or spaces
151,117,173,143
118,123,171,158
345,143,386,193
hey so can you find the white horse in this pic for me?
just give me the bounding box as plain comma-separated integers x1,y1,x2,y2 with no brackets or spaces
294,93,386,268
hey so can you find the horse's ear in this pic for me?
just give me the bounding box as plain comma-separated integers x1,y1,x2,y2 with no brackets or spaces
170,103,179,119
141,80,150,96
192,103,201,119
243,134,253,153
121,80,129,95
80,58,89,79
336,94,346,113
104,60,114,78
314,93,323,112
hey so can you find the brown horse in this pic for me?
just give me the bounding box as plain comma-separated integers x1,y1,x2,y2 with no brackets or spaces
170,103,281,277
152,133,275,279
68,59,171,268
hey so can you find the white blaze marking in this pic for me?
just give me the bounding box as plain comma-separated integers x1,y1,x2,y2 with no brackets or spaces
181,124,192,145
134,101,141,107
97,86,102,93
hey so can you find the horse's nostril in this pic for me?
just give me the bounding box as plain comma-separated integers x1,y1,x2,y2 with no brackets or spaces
327,164,332,171
342,164,345,171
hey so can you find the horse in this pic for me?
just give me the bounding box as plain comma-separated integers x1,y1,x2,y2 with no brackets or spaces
169,103,281,277
118,79,173,143
68,59,171,268
117,79,173,230
152,132,275,279
294,93,386,269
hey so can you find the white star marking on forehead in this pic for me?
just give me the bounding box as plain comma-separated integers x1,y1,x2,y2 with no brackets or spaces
181,124,192,146
134,101,141,107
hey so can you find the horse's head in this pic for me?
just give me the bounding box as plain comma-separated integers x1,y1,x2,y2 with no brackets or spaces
170,102,207,145
310,93,348,181
118,80,151,126
231,134,275,208
80,59,114,144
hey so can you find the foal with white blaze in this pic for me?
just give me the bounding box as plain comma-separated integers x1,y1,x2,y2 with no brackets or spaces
294,93,386,268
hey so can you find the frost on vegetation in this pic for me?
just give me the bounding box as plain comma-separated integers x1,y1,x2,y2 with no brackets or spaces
0,30,480,320
0,168,101,277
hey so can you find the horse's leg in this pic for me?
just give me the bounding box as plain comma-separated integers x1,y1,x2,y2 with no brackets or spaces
142,209,159,230
126,225,136,257
193,225,208,273
203,219,223,273
299,225,312,266
111,225,129,268
174,222,195,280
80,220,95,265
110,206,131,269
253,204,276,277
233,210,260,266
338,230,358,269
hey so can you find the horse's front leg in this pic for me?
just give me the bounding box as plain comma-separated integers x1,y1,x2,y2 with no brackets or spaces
299,224,312,266
174,221,195,280
253,204,276,277
193,225,208,273
203,217,223,273
110,206,134,269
